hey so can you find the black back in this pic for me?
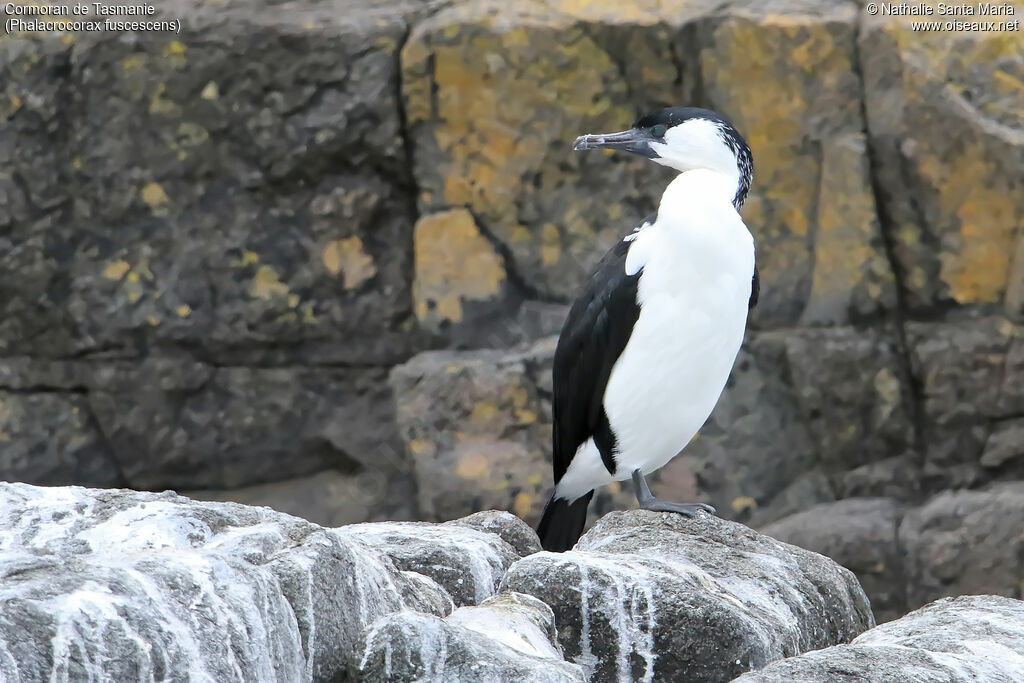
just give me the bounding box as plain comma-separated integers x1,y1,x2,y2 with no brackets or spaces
551,220,649,482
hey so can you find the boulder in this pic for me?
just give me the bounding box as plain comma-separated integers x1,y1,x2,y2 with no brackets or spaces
860,10,1024,315
0,482,451,681
334,514,532,607
354,592,585,682
501,510,874,682
762,498,907,623
899,482,1024,609
735,595,1024,682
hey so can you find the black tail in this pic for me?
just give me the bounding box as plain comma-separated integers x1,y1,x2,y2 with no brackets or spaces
536,491,594,552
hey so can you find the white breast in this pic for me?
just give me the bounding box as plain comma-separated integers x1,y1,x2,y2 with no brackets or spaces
556,170,754,500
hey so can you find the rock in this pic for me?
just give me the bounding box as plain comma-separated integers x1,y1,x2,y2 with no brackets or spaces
980,417,1024,470
403,0,894,326
860,11,1024,315
0,2,419,363
501,510,874,682
762,498,908,623
783,327,916,487
908,318,1022,489
0,482,450,681
0,390,121,488
355,593,585,682
899,482,1024,609
390,340,557,525
334,519,524,607
735,595,1024,682
183,468,418,528
445,510,543,558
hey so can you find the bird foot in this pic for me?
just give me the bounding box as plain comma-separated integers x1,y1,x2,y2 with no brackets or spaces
631,468,716,517
638,499,716,516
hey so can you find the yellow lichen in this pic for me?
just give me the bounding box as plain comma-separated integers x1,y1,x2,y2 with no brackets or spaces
322,236,377,289
103,260,131,281
413,209,506,325
141,182,169,208
249,265,290,300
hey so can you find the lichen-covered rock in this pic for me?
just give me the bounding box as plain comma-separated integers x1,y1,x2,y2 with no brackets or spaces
354,592,585,682
403,0,895,327
860,12,1024,315
899,483,1024,609
0,1,419,363
0,483,450,682
763,498,907,623
735,595,1024,682
501,510,874,682
334,519,524,607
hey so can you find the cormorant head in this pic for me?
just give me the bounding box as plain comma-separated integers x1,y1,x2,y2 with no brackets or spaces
573,107,753,208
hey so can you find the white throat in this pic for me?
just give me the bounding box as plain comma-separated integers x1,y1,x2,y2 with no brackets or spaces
649,118,741,205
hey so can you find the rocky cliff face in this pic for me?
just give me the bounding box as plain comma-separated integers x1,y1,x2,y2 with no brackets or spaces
2,0,1023,628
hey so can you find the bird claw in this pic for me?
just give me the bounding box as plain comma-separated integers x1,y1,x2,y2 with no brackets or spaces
640,500,716,516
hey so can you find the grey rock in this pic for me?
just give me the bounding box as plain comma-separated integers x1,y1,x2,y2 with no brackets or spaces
980,417,1024,469
736,595,1024,682
908,318,1020,490
0,482,449,682
183,468,418,528
445,510,543,558
0,389,121,487
501,510,874,682
900,482,1024,609
86,358,407,491
762,498,907,623
0,3,419,363
334,519,524,607
354,592,585,682
389,339,558,525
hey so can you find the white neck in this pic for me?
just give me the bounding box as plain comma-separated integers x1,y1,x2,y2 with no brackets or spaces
659,169,739,217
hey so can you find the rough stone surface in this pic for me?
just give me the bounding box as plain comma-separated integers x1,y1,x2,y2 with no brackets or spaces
735,595,1024,682
354,592,585,682
334,519,524,607
763,498,907,623
1,3,420,364
900,483,1024,609
183,468,418,528
909,317,1024,490
445,509,544,558
0,482,451,682
502,510,874,682
860,11,1024,315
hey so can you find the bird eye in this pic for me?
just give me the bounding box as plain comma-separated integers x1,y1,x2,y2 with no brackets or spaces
651,124,667,138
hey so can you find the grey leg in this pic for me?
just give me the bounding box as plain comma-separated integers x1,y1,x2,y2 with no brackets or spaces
631,468,716,516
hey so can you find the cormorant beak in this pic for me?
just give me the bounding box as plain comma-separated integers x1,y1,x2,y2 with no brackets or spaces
572,128,658,159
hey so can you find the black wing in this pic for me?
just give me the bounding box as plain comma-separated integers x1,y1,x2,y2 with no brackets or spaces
749,264,759,309
551,228,645,483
